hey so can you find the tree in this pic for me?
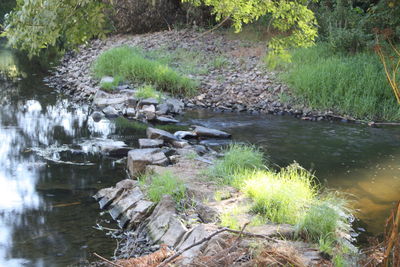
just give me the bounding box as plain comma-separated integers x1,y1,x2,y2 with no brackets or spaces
2,0,108,56
181,0,318,60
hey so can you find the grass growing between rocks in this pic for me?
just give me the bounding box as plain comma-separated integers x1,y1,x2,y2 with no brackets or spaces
208,144,354,260
92,46,198,96
281,44,400,121
135,84,163,100
140,171,186,203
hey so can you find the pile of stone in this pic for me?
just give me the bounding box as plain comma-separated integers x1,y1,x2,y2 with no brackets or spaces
90,87,184,124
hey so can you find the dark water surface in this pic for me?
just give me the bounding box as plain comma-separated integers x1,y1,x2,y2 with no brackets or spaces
1,45,399,266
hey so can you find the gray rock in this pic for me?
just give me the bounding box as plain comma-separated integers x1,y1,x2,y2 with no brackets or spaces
138,139,164,149
91,111,103,122
156,103,169,115
155,116,179,124
174,131,196,139
140,98,159,106
141,105,156,120
196,203,218,223
127,97,138,107
127,148,169,177
194,126,231,138
166,98,184,114
146,195,187,247
171,140,190,149
193,145,207,155
93,91,127,108
100,76,114,84
125,107,136,117
146,127,179,142
102,106,119,118
122,200,154,229
98,140,131,157
109,187,144,220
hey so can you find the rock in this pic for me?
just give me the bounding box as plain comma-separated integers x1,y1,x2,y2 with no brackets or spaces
100,76,114,84
146,195,187,247
196,203,218,223
109,187,145,220
122,200,154,229
93,179,137,209
138,139,164,149
171,140,190,149
139,98,159,106
155,116,179,124
174,131,196,139
102,106,119,118
166,98,184,114
127,148,169,177
97,140,131,157
194,126,231,138
93,91,127,108
146,127,179,142
156,103,169,115
126,107,136,117
141,105,156,120
91,111,103,122
193,145,207,155
127,97,138,107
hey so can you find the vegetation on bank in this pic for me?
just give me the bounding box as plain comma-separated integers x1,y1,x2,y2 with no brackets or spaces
92,46,197,96
208,144,353,261
281,44,400,121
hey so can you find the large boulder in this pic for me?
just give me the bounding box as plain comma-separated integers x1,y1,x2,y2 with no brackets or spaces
127,148,169,177
194,126,231,138
146,127,179,142
102,106,119,118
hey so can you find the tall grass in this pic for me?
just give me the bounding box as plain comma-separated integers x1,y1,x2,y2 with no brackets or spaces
207,145,353,255
144,172,186,203
281,44,400,121
135,84,162,100
207,144,265,186
92,46,198,96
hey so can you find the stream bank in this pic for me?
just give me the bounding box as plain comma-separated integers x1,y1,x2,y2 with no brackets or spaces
46,29,373,124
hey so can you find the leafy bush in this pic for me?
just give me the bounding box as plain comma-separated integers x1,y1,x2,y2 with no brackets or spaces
92,46,198,96
146,172,186,203
282,44,400,121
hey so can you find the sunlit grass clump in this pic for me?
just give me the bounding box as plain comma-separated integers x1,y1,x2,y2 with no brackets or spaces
144,172,186,203
135,84,162,100
92,46,197,96
243,164,317,224
208,144,353,256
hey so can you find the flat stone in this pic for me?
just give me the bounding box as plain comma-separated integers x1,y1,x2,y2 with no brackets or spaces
109,187,144,220
140,98,159,106
171,140,190,149
119,200,154,229
146,127,179,142
93,91,127,108
98,140,131,157
102,106,119,118
127,148,169,177
156,103,169,115
155,116,179,124
174,131,197,139
194,126,231,138
100,76,114,84
141,105,156,120
138,139,164,149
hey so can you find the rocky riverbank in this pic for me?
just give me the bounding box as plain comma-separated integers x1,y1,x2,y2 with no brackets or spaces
46,29,362,124
91,125,342,266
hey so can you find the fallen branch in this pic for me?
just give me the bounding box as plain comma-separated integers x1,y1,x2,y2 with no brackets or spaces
192,16,230,41
93,252,123,267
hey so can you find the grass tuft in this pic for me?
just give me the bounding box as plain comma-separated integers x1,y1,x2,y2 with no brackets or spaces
92,46,198,96
135,84,162,100
207,144,265,186
281,44,400,121
145,172,186,203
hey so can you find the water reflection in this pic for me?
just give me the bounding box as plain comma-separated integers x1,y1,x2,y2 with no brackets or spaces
181,110,400,234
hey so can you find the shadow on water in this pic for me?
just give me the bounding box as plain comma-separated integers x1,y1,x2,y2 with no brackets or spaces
179,109,400,234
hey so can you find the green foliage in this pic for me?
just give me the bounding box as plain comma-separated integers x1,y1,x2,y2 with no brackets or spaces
182,0,318,59
135,84,162,100
2,0,108,56
0,0,15,26
207,144,265,186
92,46,197,96
220,210,241,230
211,55,229,69
145,172,186,203
243,164,317,224
282,44,400,121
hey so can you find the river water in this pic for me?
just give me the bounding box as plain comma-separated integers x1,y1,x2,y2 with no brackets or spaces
0,45,399,266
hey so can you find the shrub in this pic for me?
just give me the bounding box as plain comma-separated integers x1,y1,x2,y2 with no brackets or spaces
282,44,400,121
243,164,317,224
146,172,186,203
92,46,197,96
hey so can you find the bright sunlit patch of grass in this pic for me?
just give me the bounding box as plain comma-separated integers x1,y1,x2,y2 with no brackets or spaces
144,171,186,203
135,84,162,100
